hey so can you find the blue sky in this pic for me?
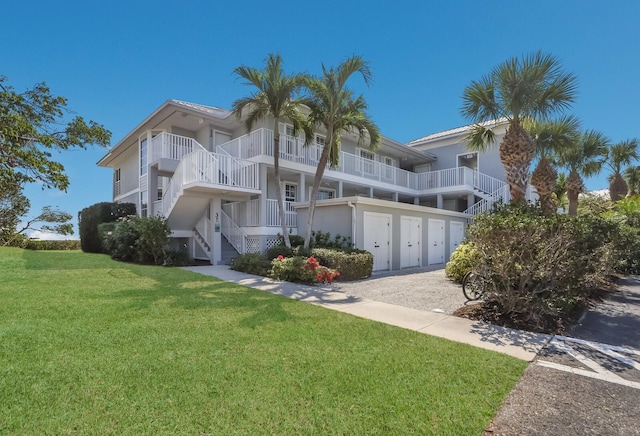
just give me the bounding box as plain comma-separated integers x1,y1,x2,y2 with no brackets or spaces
3,0,640,237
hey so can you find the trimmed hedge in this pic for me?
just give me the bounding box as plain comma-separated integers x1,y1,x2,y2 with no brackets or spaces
78,202,136,253
23,240,81,250
310,248,373,281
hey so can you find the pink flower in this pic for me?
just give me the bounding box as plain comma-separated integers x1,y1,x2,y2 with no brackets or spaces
277,255,284,260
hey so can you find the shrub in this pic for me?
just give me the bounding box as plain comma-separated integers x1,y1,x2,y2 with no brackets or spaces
445,242,480,283
270,255,339,284
310,248,372,281
230,253,271,276
104,217,139,262
23,240,81,250
468,203,616,332
310,230,352,249
78,202,136,253
101,216,172,265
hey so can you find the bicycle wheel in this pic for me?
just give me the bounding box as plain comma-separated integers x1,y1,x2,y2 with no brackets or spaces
462,271,483,301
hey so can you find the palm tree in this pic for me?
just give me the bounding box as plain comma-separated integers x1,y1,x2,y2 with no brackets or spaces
526,115,580,215
624,165,640,196
552,172,569,212
557,130,609,215
232,54,312,247
606,139,639,201
461,51,577,204
302,56,381,249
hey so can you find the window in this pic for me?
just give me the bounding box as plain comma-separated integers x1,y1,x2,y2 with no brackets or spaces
284,183,297,203
114,168,121,197
140,138,148,175
315,135,326,162
140,190,148,217
157,176,163,200
358,148,376,175
315,188,335,200
280,124,296,158
382,156,395,180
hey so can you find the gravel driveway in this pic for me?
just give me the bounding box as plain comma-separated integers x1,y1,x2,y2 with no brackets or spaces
333,267,473,315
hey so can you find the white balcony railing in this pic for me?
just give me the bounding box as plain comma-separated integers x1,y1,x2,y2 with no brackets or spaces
151,132,206,162
161,150,259,218
216,128,505,197
222,199,297,228
266,199,297,228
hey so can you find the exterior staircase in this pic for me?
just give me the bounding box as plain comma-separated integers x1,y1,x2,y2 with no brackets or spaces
219,235,239,265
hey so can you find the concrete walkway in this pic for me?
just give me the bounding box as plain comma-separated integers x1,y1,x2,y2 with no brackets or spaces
183,265,551,361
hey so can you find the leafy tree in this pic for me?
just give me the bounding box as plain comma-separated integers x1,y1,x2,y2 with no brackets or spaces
557,130,609,216
553,172,569,211
461,51,577,204
0,184,73,246
302,55,381,249
231,54,312,248
0,76,111,191
606,139,639,201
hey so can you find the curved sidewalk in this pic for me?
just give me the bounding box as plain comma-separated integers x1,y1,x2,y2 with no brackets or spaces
183,265,550,361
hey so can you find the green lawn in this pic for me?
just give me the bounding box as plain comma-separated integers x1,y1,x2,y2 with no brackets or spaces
0,247,526,434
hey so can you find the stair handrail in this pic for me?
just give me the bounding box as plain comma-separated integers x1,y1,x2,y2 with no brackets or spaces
194,214,211,250
220,209,248,254
464,184,510,216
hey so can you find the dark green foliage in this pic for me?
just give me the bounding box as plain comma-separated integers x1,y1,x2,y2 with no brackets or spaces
78,202,135,253
310,230,352,249
468,203,615,332
23,240,80,250
102,216,172,265
310,248,373,281
270,256,317,284
445,242,480,283
230,253,272,276
0,76,111,191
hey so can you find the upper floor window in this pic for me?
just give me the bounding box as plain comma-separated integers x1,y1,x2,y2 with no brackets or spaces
315,135,326,161
114,168,121,197
315,188,335,200
140,138,148,175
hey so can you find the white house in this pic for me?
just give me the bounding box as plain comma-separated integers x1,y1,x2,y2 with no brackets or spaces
97,99,514,271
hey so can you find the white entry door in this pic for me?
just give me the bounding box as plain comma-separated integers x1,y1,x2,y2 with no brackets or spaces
449,221,464,259
400,216,421,268
428,219,445,265
363,212,391,271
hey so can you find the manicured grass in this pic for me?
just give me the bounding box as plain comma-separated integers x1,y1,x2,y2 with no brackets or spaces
0,247,526,434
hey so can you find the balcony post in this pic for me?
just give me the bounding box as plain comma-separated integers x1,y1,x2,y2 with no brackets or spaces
259,164,267,227
211,198,222,265
338,181,343,198
437,194,443,209
467,193,476,209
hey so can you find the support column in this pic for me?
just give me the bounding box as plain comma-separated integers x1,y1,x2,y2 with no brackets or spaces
437,194,443,209
299,173,306,202
338,181,343,198
211,198,222,265
467,193,476,209
148,167,158,217
414,197,420,205
259,164,267,227
369,187,374,198
392,192,398,202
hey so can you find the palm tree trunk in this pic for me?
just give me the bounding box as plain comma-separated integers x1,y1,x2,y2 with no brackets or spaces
272,131,291,248
304,129,333,249
531,156,557,215
500,123,535,204
566,170,583,216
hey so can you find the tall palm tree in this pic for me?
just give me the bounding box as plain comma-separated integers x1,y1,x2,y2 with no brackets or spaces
552,172,569,212
302,55,381,249
624,165,640,196
526,115,580,214
557,130,609,216
461,51,577,204
606,139,639,201
232,54,312,248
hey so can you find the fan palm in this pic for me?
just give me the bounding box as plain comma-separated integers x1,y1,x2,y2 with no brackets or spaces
552,172,569,212
461,51,577,204
526,115,580,214
557,130,610,215
302,55,381,249
606,139,639,201
232,54,312,247
624,165,640,196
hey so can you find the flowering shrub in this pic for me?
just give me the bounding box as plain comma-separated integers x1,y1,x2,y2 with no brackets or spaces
271,255,340,284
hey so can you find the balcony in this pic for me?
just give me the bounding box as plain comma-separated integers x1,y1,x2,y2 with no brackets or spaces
216,128,504,197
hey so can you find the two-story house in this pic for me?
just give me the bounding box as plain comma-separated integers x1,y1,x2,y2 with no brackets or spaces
97,99,514,271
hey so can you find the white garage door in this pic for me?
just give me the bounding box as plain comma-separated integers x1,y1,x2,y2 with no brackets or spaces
364,212,391,272
428,219,445,265
400,216,421,268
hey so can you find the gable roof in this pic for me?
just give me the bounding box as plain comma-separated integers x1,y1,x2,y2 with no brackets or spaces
407,118,508,146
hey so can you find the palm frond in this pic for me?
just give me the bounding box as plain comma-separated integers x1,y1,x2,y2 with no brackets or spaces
464,124,497,152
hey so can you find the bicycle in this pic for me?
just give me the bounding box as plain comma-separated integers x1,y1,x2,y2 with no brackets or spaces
461,271,484,301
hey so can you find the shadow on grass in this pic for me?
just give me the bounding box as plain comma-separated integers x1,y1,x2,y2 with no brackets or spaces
21,249,111,270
